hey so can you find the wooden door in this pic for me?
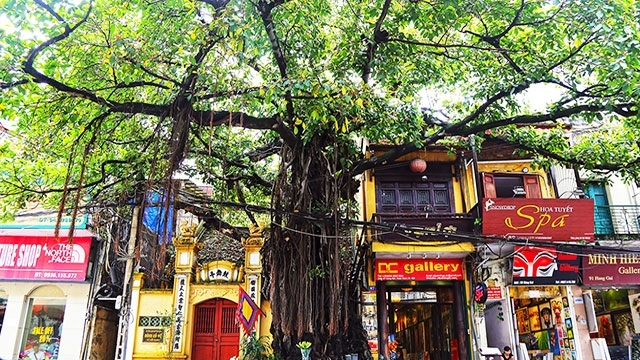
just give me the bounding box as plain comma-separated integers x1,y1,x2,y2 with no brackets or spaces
192,298,240,360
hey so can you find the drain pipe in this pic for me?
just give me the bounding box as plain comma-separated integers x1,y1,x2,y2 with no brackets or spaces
470,135,484,217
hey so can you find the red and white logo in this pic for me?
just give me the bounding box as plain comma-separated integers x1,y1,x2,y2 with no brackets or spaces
513,247,557,277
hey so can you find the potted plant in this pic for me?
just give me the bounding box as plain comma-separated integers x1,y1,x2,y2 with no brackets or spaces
296,341,312,360
241,331,274,360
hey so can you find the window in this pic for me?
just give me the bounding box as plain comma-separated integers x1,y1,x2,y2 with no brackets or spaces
483,173,542,198
20,298,65,359
377,181,452,213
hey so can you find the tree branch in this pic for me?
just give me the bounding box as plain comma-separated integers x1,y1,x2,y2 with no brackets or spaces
0,159,130,196
0,79,30,90
453,103,638,136
23,1,108,105
445,81,533,134
486,134,640,172
362,0,392,83
257,0,295,122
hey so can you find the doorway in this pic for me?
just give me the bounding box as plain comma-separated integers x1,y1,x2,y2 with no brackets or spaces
584,182,614,235
387,286,457,360
192,298,240,360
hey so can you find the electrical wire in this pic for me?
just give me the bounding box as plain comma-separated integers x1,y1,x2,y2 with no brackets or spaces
25,185,640,263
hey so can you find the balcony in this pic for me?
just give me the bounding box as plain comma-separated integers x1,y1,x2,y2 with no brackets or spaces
595,205,640,239
373,212,476,243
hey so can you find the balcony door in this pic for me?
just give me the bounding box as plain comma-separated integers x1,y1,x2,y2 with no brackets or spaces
584,182,614,235
482,173,542,198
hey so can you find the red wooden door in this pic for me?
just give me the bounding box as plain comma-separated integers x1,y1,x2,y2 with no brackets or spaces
192,298,240,360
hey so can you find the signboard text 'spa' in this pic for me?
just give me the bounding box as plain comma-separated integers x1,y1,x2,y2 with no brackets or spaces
482,198,594,242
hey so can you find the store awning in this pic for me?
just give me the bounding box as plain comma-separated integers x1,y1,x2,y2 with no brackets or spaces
372,241,474,259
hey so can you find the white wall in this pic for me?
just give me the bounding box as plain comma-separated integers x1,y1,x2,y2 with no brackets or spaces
0,282,91,360
604,176,640,206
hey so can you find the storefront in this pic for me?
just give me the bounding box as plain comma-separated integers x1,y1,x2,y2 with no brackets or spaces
371,249,473,360
0,229,95,360
581,250,640,360
508,244,581,360
481,197,594,360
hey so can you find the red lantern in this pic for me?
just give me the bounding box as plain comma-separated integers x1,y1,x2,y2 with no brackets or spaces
409,158,427,173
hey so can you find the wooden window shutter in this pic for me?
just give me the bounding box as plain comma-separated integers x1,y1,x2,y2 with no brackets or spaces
482,173,496,198
524,175,542,198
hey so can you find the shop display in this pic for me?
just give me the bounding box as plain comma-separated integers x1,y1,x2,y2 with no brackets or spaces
511,286,570,360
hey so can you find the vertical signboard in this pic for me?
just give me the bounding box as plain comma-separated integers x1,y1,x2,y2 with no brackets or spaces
172,274,187,352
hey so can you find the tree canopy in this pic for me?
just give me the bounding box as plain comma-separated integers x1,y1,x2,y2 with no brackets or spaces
2,0,640,358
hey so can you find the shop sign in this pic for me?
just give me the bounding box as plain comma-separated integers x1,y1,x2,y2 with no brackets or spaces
512,246,579,285
0,210,88,229
375,259,464,281
582,252,640,285
482,198,594,242
143,328,164,343
0,231,92,281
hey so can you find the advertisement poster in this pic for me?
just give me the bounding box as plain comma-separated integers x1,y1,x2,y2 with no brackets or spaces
362,291,378,355
512,246,579,285
20,299,65,360
630,293,640,334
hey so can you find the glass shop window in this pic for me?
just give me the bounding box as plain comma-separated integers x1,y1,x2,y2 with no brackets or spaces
0,291,6,333
20,298,65,360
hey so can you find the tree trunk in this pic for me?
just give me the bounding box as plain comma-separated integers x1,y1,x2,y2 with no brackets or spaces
263,135,368,359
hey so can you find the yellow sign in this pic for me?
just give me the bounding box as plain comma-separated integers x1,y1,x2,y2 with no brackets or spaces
142,328,164,343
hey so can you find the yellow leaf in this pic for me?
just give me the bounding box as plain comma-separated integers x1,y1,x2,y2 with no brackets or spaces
341,87,347,95
355,98,364,107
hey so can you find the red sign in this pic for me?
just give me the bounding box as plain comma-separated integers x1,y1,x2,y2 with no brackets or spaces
512,246,579,285
375,259,464,281
487,286,503,300
582,252,640,285
0,229,93,281
482,198,594,242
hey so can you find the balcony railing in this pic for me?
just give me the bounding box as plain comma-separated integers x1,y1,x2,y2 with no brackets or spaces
371,205,640,241
595,205,640,236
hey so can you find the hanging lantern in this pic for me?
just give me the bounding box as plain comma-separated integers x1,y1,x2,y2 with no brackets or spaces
409,158,427,173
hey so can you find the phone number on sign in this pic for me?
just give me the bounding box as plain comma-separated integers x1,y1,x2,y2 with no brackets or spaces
34,272,78,279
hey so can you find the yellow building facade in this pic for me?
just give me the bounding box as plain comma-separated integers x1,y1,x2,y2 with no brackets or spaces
359,144,551,360
128,222,271,360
